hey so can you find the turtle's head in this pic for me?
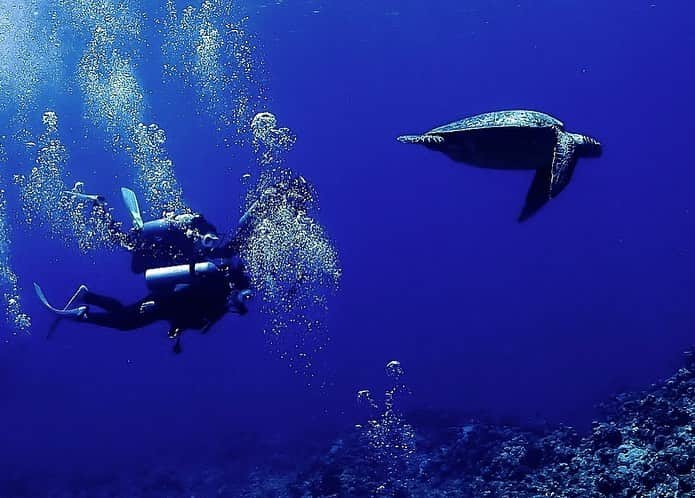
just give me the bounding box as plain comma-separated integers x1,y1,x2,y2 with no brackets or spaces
569,132,602,158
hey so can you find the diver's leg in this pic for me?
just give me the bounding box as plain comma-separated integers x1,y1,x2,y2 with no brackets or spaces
80,291,126,313
79,310,132,330
81,299,160,331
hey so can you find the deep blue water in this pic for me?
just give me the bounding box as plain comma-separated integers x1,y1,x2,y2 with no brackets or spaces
1,0,694,492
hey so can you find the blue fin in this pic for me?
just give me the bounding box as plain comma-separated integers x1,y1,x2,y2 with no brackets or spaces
121,187,144,229
34,283,87,318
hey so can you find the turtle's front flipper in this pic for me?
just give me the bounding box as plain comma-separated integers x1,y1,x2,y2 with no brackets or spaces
519,168,552,222
549,131,578,198
518,131,579,222
397,134,444,145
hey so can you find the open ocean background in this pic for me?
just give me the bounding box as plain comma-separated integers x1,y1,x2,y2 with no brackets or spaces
1,0,694,495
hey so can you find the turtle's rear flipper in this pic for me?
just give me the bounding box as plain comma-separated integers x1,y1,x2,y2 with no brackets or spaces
519,168,552,222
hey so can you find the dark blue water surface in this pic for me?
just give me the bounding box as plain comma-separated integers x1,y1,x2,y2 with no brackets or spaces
1,0,694,490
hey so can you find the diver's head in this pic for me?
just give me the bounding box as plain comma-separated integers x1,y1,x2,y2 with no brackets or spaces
187,214,221,251
200,233,220,249
230,289,253,315
237,289,253,302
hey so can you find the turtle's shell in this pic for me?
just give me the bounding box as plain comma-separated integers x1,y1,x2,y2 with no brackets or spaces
424,111,565,170
427,110,563,135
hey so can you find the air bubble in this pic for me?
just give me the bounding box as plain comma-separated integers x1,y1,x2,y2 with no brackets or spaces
357,360,416,495
386,360,404,379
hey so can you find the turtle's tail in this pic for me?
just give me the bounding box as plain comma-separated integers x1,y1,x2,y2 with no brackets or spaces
397,134,445,145
569,132,602,158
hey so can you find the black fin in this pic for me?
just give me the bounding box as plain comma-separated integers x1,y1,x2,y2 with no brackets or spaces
518,168,552,222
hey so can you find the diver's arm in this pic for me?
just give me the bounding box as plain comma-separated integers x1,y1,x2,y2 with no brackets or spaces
63,182,106,206
200,315,223,334
64,183,134,250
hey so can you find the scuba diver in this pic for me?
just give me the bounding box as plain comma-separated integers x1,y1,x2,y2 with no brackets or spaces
35,186,253,353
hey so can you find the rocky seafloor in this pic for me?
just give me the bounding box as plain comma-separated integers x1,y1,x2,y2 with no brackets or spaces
3,350,694,498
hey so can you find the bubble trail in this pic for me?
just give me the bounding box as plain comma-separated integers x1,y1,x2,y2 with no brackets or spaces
357,361,417,496
0,1,62,131
251,112,296,166
70,0,187,216
0,144,30,334
0,199,31,334
162,0,266,143
13,112,124,252
239,112,341,378
14,111,73,242
240,177,341,376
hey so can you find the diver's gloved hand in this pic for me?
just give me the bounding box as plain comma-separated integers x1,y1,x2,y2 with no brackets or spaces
200,233,220,249
229,289,253,314
237,289,253,303
168,326,183,354
139,300,157,314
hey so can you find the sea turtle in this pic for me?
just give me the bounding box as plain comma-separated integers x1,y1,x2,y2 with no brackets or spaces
397,110,601,221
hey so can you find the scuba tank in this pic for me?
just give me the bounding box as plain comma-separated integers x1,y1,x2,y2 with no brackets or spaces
145,261,221,292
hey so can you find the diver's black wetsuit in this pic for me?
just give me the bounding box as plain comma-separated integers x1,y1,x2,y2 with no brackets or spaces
129,214,220,274
38,177,320,350
36,186,262,353
72,209,251,341
79,260,249,333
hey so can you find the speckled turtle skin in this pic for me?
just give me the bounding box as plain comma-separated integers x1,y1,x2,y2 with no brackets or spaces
397,109,601,221
427,109,562,134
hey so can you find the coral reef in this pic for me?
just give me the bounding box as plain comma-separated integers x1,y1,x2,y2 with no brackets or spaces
292,349,694,497
2,349,693,497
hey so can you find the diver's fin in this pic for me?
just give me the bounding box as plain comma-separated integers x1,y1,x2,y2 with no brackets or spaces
121,187,144,229
519,168,552,222
64,285,89,310
549,130,578,199
34,283,87,318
